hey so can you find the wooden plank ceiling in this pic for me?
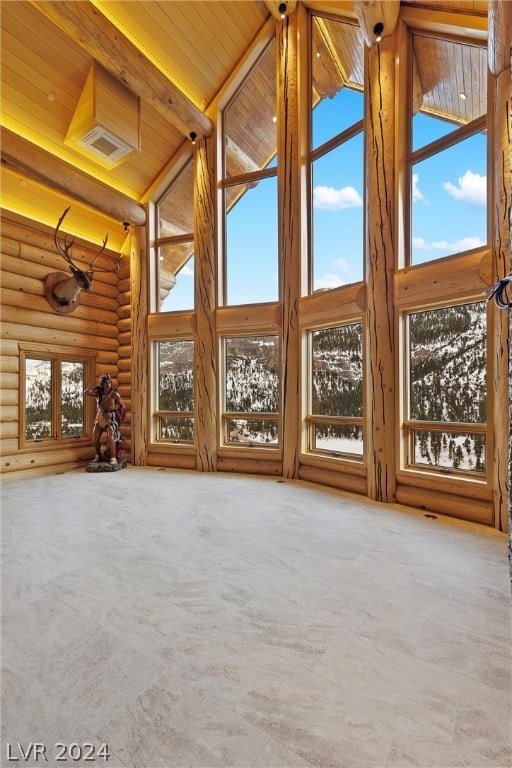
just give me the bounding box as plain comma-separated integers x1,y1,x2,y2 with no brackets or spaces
0,0,488,250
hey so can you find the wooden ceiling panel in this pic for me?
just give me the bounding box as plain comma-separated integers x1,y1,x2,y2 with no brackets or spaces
1,4,89,119
316,16,365,89
413,34,487,124
224,42,277,176
93,0,268,110
158,161,195,238
97,1,222,107
312,19,346,100
2,1,89,73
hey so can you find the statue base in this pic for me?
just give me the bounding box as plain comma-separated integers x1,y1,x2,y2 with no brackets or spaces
86,458,127,473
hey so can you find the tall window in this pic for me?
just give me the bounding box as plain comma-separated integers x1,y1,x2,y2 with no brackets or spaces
20,349,94,447
222,40,278,306
154,340,194,443
404,301,486,475
155,161,195,311
409,36,487,265
307,323,363,458
310,16,365,292
222,335,279,447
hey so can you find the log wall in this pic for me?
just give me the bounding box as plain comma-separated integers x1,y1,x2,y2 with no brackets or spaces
0,211,126,476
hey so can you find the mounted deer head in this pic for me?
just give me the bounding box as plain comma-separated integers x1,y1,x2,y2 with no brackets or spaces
45,207,120,313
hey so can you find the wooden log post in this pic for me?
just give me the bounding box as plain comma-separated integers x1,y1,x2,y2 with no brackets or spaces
364,34,397,503
488,0,511,533
1,129,146,226
279,8,301,479
130,225,148,465
353,1,400,50
194,136,217,471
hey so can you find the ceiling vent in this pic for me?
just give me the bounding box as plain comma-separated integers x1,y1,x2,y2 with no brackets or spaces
75,126,135,164
66,62,140,169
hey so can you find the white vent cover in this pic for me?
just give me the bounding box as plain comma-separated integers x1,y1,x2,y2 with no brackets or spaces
75,126,135,163
65,63,140,169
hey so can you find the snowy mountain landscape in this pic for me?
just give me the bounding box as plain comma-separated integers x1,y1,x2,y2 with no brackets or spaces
311,323,363,454
152,302,488,471
25,359,84,439
409,301,486,473
24,300,487,471
224,336,279,445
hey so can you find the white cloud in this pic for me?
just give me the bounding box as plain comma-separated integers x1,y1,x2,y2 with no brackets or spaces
412,173,426,203
442,170,486,205
412,235,485,252
413,237,432,250
313,185,363,210
180,265,194,276
313,257,356,291
314,273,344,290
332,258,351,274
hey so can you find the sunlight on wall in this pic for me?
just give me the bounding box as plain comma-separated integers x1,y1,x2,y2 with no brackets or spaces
0,168,127,252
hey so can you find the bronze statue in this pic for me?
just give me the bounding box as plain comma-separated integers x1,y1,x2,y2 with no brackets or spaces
84,374,125,465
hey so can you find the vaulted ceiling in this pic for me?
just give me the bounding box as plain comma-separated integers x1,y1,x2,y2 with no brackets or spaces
0,0,488,250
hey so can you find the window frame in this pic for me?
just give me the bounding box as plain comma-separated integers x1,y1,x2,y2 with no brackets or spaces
153,156,195,314
222,170,279,307
394,20,492,500
308,11,366,297
220,36,279,308
400,297,488,481
19,343,96,450
151,338,195,446
220,332,280,450
405,30,489,269
304,321,364,462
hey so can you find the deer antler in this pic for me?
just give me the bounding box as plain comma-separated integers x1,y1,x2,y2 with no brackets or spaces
54,207,120,276
87,233,122,274
54,206,80,273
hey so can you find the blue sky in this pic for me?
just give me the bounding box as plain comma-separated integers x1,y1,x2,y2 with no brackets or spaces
411,121,486,264
161,85,487,310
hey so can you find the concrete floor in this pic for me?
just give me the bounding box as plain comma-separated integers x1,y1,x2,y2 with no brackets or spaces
1,468,510,768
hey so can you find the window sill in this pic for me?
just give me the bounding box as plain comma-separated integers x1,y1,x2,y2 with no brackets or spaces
148,442,196,454
396,467,490,499
17,438,93,453
218,445,281,460
300,451,366,475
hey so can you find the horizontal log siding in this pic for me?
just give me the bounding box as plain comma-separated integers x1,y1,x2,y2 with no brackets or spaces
217,456,282,476
299,465,368,496
396,484,494,526
0,212,124,477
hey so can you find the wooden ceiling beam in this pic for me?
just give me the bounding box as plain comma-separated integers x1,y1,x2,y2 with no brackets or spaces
353,1,400,49
0,128,146,226
31,0,213,140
